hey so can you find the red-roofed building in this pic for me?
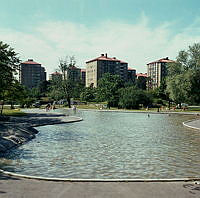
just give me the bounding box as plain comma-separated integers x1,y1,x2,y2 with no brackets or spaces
135,73,148,90
49,71,62,81
127,67,136,83
86,53,128,87
147,57,174,89
20,59,46,89
66,66,81,82
136,73,148,78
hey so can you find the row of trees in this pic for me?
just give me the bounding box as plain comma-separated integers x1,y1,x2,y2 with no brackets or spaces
154,43,200,108
1,40,200,112
80,73,152,109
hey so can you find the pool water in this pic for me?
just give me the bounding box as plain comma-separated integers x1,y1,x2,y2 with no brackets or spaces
0,110,200,179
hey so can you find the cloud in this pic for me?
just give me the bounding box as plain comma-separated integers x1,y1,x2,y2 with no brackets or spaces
1,15,200,77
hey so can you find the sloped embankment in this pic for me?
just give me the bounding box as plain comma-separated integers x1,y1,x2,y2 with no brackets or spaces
0,112,82,152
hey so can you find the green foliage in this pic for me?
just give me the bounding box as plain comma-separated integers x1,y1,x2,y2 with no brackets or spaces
118,86,152,109
0,41,20,114
48,56,83,108
166,43,200,105
97,73,123,108
167,72,191,105
136,76,147,90
188,69,200,104
80,87,97,102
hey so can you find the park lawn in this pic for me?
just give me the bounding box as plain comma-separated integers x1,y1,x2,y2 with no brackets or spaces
2,109,26,116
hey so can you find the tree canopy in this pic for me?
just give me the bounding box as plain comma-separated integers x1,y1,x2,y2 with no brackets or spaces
166,43,200,105
0,41,20,114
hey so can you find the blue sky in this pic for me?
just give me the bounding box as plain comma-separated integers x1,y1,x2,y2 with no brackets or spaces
1,0,200,74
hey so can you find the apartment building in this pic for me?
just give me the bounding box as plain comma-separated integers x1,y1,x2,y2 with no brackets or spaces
147,57,174,89
49,71,62,81
86,53,128,87
127,67,136,83
19,59,46,89
81,69,86,85
66,66,81,82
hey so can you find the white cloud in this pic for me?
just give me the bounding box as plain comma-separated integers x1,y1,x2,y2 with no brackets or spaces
1,16,200,77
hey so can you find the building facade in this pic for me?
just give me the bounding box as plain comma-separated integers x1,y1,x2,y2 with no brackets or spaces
66,66,81,82
81,69,86,85
127,67,136,83
86,53,128,87
49,71,62,81
147,57,174,89
19,59,46,89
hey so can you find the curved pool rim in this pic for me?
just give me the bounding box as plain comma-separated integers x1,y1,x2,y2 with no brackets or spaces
1,169,200,182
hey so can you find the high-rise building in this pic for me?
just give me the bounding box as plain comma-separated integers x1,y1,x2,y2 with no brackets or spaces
127,67,136,83
147,57,174,89
81,69,86,85
66,66,81,82
49,71,62,81
86,53,128,87
19,59,46,89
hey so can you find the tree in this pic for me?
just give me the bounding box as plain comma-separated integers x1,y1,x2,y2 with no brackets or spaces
136,76,147,90
97,73,123,108
118,86,152,109
5,81,27,109
0,41,20,115
166,43,200,106
188,69,200,104
48,56,80,108
80,87,97,102
166,72,191,106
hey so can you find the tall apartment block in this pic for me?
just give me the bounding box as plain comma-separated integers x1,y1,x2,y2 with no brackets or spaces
49,71,63,81
86,53,128,87
19,59,46,89
81,69,86,85
147,57,174,89
66,66,81,82
127,67,136,83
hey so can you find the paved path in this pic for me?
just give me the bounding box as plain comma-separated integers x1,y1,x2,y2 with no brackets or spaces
0,173,200,198
184,118,200,130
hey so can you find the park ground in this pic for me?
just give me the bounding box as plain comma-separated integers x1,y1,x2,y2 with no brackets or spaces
1,106,200,198
0,173,200,198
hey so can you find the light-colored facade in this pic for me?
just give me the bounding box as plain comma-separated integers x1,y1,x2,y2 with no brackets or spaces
147,57,174,89
20,59,46,89
86,53,128,87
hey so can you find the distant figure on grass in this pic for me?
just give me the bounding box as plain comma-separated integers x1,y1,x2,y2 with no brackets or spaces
148,114,150,118
72,105,77,113
52,101,56,110
46,103,51,112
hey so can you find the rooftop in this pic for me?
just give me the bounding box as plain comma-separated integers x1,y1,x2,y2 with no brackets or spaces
21,59,41,65
147,57,174,65
86,53,128,64
136,73,148,78
51,71,62,75
81,69,86,72
128,67,136,71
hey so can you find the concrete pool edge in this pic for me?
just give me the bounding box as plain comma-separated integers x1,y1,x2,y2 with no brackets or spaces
0,169,200,182
183,119,200,130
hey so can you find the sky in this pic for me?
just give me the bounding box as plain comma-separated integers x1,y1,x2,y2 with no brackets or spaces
1,0,200,75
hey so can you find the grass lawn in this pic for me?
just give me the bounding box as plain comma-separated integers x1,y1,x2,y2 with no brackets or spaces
1,108,26,116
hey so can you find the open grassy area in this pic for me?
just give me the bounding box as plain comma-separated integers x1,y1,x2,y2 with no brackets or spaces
2,108,26,116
